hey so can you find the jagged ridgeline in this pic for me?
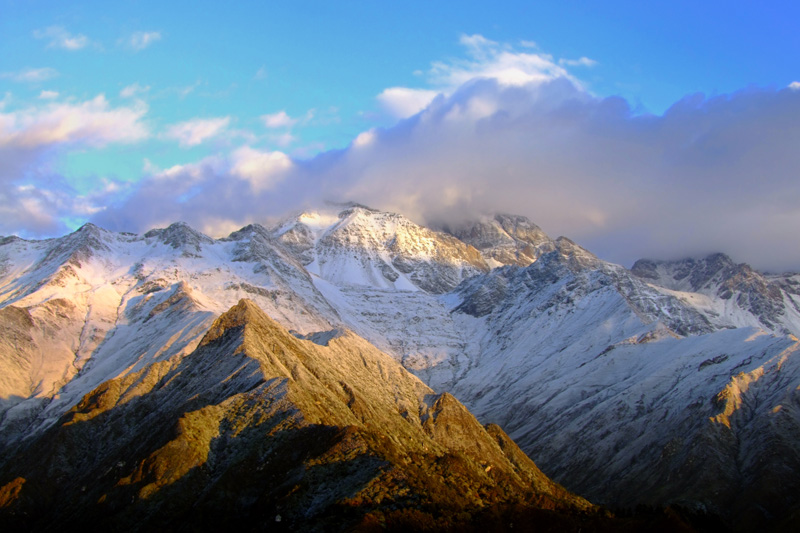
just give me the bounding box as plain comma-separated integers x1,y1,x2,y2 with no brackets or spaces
1,205,800,531
0,299,604,530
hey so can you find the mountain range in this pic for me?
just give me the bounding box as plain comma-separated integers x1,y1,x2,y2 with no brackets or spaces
1,204,799,530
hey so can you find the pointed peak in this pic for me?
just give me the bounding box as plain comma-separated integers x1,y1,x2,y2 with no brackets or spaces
144,222,214,252
336,204,396,222
223,223,270,242
328,201,380,216
703,252,736,268
555,236,592,255
69,222,112,242
199,299,282,347
219,297,264,324
493,212,537,228
630,258,660,279
76,222,101,232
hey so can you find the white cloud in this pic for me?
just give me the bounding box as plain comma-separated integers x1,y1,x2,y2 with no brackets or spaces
94,81,800,272
38,90,59,100
344,83,800,272
373,35,575,120
789,81,800,91
92,146,296,233
128,31,161,51
400,34,574,92
230,146,292,192
352,129,376,148
33,26,88,50
163,117,230,147
431,47,569,88
120,83,150,98
262,110,297,128
2,67,58,83
0,94,148,148
377,87,439,118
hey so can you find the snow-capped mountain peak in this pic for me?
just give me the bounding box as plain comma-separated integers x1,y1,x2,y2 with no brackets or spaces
445,213,555,267
631,253,800,335
2,207,800,527
143,221,214,255
273,206,489,293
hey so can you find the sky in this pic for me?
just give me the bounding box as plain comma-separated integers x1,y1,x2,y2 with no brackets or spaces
1,1,800,271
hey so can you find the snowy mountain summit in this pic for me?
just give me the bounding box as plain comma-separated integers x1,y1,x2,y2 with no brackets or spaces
1,204,800,530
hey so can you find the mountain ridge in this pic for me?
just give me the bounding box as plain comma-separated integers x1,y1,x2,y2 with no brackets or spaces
1,205,800,529
0,298,597,531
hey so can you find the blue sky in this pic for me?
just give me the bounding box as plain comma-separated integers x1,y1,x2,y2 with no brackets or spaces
2,1,800,270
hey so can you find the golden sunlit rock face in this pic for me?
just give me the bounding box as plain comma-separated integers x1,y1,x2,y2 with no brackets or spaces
0,299,602,531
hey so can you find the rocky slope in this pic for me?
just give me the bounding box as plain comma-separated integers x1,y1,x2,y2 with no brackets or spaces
631,253,800,335
0,299,597,531
444,213,556,267
1,205,800,530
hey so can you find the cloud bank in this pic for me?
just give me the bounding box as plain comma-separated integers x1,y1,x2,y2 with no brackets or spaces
3,35,800,273
101,90,800,272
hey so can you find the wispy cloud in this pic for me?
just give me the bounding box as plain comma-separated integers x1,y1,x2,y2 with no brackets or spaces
38,90,59,100
269,132,297,147
174,80,202,99
163,117,230,147
127,31,162,51
33,26,88,50
559,57,598,68
789,81,800,91
1,67,58,83
120,83,150,98
261,110,297,128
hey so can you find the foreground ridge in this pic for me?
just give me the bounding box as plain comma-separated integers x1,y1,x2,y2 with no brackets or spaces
0,299,601,531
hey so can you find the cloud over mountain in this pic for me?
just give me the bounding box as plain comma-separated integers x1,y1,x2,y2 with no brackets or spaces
3,35,800,272
0,95,148,235
94,52,800,271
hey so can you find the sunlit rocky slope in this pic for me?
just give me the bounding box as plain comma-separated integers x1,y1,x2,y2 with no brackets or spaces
1,204,799,530
0,299,601,530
